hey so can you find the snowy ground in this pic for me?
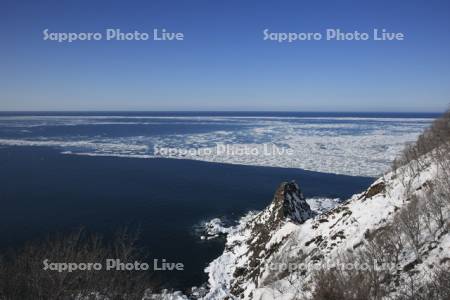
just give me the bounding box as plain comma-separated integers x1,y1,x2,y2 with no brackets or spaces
202,153,449,300
194,198,339,241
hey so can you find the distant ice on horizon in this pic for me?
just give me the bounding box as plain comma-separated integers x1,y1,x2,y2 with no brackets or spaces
0,114,432,177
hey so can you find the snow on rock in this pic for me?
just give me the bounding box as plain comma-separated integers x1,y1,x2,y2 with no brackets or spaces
143,290,189,300
203,181,314,299
194,218,234,240
203,156,449,300
196,194,337,242
306,197,341,214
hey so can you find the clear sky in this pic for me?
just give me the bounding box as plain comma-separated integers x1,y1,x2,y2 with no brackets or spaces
1,0,449,112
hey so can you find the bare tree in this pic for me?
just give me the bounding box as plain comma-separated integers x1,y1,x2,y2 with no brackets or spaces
396,196,424,259
0,228,159,300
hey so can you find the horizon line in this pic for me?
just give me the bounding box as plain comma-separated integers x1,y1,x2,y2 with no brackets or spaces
0,109,443,115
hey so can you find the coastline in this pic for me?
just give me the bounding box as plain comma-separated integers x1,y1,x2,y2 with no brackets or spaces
0,145,374,290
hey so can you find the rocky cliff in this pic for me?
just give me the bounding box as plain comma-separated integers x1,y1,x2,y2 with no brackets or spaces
203,155,450,300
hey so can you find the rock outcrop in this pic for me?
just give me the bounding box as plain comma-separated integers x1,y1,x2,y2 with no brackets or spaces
230,181,314,295
204,158,450,300
204,181,315,299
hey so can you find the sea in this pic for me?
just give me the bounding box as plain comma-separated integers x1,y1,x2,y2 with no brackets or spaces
0,111,437,290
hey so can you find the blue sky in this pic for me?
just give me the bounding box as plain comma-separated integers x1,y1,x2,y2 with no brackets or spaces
1,0,449,111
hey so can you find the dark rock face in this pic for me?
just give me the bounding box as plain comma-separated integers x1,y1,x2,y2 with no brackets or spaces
251,181,314,243
280,181,314,223
231,181,314,295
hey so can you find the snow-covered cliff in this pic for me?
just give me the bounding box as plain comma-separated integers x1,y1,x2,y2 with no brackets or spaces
203,155,450,300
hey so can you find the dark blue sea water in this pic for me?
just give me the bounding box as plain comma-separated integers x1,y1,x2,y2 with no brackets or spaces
0,112,438,290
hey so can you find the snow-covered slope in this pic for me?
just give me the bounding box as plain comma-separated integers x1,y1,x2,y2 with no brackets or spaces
204,182,314,299
203,155,450,300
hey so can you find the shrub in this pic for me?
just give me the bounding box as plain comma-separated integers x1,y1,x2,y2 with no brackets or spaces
0,228,158,300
